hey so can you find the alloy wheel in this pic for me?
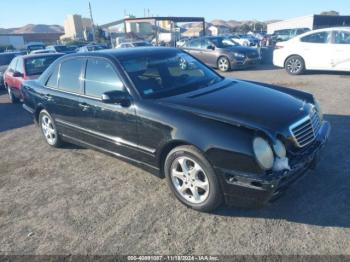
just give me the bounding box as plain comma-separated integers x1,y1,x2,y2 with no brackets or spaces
170,156,210,204
218,57,229,72
41,115,57,145
286,58,302,74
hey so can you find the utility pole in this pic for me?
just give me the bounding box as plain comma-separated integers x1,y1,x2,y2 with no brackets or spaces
89,1,96,42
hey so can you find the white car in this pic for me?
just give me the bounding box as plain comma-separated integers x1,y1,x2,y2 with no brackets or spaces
273,27,350,75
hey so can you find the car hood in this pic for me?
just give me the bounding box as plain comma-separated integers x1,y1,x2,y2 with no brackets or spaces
158,79,311,139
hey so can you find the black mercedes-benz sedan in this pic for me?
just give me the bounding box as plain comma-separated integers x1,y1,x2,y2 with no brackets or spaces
21,47,330,212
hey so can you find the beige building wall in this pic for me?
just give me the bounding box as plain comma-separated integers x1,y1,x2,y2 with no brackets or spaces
61,14,85,40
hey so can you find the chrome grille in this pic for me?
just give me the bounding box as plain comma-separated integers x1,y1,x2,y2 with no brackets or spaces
290,110,321,148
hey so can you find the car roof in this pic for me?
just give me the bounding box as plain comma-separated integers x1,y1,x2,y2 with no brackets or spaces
64,47,180,59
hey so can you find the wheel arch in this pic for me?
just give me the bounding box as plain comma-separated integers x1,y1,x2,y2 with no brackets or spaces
284,54,306,69
157,140,202,177
34,104,47,124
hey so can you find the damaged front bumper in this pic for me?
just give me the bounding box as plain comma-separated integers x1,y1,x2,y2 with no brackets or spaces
217,120,331,207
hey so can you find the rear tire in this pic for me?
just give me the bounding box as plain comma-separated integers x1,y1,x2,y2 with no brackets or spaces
7,86,19,103
285,55,305,75
39,110,62,148
164,145,223,212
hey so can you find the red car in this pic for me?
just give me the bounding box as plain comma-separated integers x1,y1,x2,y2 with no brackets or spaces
4,53,63,103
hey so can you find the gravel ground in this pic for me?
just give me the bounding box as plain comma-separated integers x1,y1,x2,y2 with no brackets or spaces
0,65,349,255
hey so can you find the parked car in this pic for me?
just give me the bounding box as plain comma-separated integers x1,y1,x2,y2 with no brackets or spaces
77,44,108,52
272,28,310,43
30,49,56,54
116,41,152,48
46,45,76,54
4,53,63,102
26,43,46,54
273,27,350,75
0,52,22,88
21,48,330,212
181,36,261,72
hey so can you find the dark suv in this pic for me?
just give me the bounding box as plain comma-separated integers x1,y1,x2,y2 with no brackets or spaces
181,36,261,72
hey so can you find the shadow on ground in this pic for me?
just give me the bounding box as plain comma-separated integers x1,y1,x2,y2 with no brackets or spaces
215,114,350,228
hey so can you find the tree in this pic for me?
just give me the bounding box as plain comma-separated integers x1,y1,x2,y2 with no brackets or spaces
320,11,340,16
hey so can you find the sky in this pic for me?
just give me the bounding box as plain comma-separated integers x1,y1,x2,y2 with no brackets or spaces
0,0,350,28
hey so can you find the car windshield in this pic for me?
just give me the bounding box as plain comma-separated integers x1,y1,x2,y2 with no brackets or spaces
133,42,152,47
0,54,16,66
119,51,223,99
25,55,62,76
210,37,238,48
54,46,70,52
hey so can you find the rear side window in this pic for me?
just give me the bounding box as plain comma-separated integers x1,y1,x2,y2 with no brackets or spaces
84,58,124,98
301,32,330,43
58,58,85,93
334,31,350,44
187,39,202,49
46,65,60,88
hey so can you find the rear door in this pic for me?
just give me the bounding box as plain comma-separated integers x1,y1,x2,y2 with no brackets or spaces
298,31,332,70
44,57,87,140
183,39,203,60
331,30,350,71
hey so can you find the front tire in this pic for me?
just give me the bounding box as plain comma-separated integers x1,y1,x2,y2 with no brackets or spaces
164,145,223,212
39,110,62,148
217,56,231,72
285,55,305,75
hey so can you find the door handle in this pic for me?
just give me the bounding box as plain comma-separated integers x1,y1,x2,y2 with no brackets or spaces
43,94,53,102
78,103,90,111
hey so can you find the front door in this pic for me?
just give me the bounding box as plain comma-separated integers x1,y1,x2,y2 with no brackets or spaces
79,58,139,159
331,30,350,71
298,31,332,70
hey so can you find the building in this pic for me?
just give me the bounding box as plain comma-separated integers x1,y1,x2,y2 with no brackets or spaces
0,33,63,49
208,25,231,36
267,15,350,34
61,14,92,41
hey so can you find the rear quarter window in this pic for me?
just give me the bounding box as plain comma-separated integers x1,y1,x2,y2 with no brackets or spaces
58,58,85,93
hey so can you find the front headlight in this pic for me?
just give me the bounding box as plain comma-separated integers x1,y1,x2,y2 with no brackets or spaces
314,99,323,121
233,52,245,59
273,139,286,158
253,137,274,170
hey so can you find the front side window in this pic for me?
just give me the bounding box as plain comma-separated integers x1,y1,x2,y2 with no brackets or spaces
8,57,18,72
58,58,85,93
84,58,124,98
187,39,202,49
301,32,330,44
334,31,350,44
15,58,24,74
119,51,223,99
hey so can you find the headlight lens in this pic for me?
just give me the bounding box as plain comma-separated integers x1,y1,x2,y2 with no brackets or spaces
253,137,274,170
314,99,323,121
273,139,286,158
233,52,245,59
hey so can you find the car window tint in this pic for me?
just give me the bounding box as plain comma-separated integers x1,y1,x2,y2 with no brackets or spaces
15,58,24,74
334,31,350,44
188,39,202,49
84,58,124,98
46,64,60,88
8,57,17,72
0,54,16,66
58,58,84,93
301,32,330,43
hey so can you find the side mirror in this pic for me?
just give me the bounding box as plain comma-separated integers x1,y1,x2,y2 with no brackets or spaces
13,71,23,77
207,45,215,50
101,90,131,107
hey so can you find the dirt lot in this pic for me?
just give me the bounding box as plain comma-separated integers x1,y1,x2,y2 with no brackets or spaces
0,66,350,255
